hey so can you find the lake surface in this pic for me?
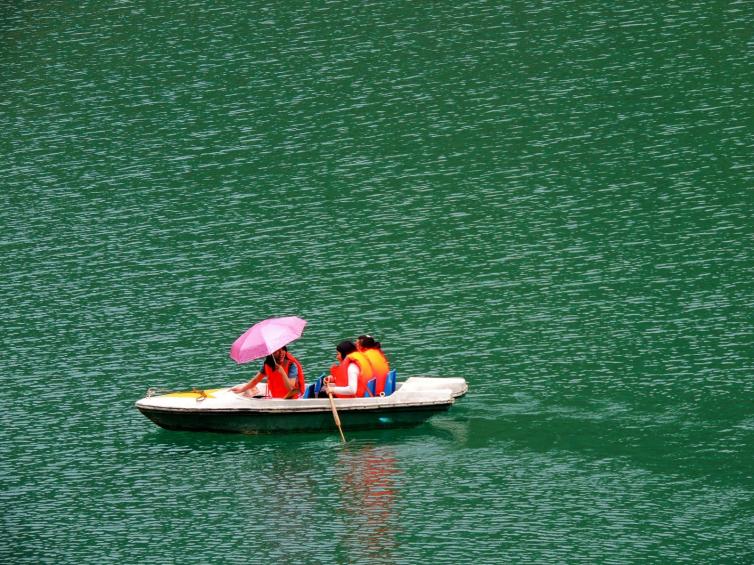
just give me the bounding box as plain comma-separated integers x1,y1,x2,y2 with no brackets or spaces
2,1,753,563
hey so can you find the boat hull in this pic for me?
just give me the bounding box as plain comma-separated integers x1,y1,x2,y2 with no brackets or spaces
135,377,467,435
137,402,450,434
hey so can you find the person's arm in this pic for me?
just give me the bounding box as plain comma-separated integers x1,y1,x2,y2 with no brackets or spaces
277,365,297,395
287,359,299,384
231,372,263,393
328,363,359,396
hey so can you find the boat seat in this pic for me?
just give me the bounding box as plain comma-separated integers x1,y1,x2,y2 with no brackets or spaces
364,378,376,397
313,373,325,395
383,370,397,396
301,374,326,399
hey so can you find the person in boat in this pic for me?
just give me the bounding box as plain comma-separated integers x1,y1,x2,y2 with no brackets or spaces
322,340,373,398
356,334,391,395
231,346,305,399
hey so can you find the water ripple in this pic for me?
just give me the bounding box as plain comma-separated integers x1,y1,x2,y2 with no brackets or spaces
2,1,753,563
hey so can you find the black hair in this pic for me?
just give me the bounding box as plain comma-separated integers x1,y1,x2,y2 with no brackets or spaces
263,346,288,369
336,340,357,358
357,334,381,349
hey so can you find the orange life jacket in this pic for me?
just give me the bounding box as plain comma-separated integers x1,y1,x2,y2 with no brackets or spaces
348,351,373,382
362,348,390,394
264,353,305,399
330,354,371,398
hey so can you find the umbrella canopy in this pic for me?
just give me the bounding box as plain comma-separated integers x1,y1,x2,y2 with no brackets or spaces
230,316,307,364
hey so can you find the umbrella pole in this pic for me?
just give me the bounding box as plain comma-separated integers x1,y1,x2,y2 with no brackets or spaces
325,384,346,443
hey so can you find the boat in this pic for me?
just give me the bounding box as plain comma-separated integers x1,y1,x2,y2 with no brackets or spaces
135,376,468,434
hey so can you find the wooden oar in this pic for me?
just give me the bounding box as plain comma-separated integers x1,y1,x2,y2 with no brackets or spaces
325,382,346,443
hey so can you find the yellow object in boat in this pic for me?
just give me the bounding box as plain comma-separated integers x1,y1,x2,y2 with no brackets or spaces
164,389,221,399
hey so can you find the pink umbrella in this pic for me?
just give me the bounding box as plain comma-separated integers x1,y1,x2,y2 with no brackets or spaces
229,316,307,364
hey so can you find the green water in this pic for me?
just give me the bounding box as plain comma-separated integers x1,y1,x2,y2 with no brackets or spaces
2,1,753,563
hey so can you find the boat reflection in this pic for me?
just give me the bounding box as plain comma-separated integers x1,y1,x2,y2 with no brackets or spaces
335,442,400,562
